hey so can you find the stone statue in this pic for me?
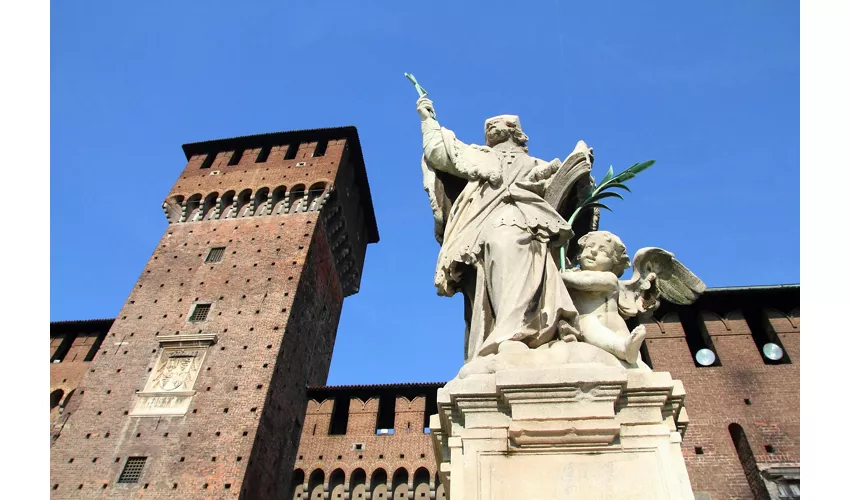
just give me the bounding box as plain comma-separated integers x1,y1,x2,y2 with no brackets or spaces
412,78,707,500
414,93,704,373
561,231,705,364
417,96,596,361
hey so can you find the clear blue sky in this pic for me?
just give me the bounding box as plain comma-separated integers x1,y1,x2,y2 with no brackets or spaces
51,1,799,385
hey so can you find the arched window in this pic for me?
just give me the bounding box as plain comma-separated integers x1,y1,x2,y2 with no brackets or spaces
201,192,219,221
307,182,327,211
289,185,306,214
392,468,409,500
253,188,270,216
308,469,325,500
218,191,236,219
184,194,202,222
413,468,430,499
290,469,305,500
350,469,367,500
236,189,253,218
729,423,770,500
50,389,64,410
370,469,388,500
271,186,288,215
436,476,446,500
163,195,184,223
328,469,345,500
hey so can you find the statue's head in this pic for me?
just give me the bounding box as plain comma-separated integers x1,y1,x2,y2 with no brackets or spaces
484,115,529,150
576,231,631,277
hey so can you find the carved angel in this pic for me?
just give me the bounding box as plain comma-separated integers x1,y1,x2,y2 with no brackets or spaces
561,230,705,364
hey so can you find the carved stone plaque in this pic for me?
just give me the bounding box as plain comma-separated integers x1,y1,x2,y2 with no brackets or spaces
130,334,217,417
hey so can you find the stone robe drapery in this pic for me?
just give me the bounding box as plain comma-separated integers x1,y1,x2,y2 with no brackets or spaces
421,118,580,359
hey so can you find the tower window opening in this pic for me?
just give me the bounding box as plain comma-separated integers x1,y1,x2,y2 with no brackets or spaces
375,394,396,435
313,140,328,157
200,152,217,169
256,146,271,163
228,149,244,166
329,397,350,435
189,303,211,322
284,142,300,160
117,457,147,483
680,309,721,367
205,246,225,263
743,308,792,365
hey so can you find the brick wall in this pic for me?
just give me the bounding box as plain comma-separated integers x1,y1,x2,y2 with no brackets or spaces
291,386,444,499
50,320,113,438
48,128,377,499
643,288,799,500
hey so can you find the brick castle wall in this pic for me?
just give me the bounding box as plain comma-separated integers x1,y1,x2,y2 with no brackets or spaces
49,128,376,499
642,299,799,500
288,290,799,500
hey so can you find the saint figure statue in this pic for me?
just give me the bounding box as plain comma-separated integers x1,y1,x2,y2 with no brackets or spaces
417,96,592,361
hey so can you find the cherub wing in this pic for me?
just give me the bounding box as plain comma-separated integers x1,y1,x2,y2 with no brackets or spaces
621,248,706,316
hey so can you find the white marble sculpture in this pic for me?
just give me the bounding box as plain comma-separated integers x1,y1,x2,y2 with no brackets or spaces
416,96,705,370
412,83,706,500
417,96,588,360
562,230,705,364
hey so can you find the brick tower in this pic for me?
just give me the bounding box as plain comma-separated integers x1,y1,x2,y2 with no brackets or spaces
49,126,379,499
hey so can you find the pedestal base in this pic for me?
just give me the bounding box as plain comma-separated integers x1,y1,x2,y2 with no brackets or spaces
431,361,694,499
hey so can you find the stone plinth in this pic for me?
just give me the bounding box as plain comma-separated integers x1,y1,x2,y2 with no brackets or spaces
430,360,694,499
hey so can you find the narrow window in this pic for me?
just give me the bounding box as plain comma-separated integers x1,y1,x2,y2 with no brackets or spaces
227,149,244,166
375,394,396,435
329,397,350,435
200,152,217,169
284,143,299,160
256,146,271,163
117,457,147,483
424,390,438,432
50,334,77,363
189,303,211,322
205,247,226,263
313,140,328,157
680,308,721,367
729,424,770,499
743,308,792,365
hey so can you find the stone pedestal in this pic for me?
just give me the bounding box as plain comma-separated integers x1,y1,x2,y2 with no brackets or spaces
430,361,694,499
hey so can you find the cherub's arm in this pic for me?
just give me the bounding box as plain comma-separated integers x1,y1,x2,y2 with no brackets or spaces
561,269,619,292
618,272,659,318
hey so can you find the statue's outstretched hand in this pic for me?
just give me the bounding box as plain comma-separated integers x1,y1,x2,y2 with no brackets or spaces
417,96,436,121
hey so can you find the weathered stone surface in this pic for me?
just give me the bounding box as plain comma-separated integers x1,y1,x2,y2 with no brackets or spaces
433,358,695,499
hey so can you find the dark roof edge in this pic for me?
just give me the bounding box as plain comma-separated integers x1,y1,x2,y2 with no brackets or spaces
307,381,446,391
180,125,379,243
50,318,115,326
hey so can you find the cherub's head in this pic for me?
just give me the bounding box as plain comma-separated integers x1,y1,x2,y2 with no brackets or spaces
484,115,529,151
576,231,631,277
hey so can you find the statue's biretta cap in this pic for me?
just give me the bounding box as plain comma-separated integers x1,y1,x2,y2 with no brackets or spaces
484,114,523,134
